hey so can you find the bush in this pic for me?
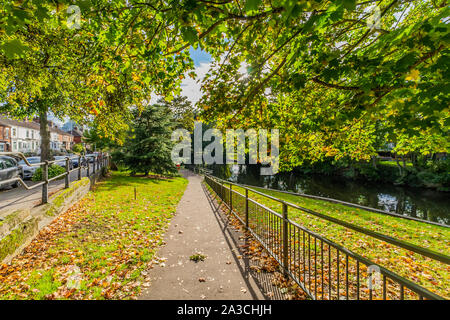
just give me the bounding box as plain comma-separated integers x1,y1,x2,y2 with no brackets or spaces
356,165,380,181
32,165,66,181
72,143,84,154
430,158,450,174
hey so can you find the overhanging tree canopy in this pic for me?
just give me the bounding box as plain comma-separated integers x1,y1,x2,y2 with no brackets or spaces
1,0,448,168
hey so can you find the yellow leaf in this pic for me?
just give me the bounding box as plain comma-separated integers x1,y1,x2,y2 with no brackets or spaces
106,85,115,93
405,69,420,81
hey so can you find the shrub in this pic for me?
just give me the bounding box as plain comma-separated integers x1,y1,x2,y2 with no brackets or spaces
72,143,84,154
32,165,66,181
356,164,380,181
430,158,450,174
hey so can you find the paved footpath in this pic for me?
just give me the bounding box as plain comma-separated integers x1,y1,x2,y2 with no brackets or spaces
139,170,269,300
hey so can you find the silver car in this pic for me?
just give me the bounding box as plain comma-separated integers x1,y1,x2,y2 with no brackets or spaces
54,156,74,170
0,156,22,189
18,157,41,180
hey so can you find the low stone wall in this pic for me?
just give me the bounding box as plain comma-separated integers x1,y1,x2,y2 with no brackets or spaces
0,170,105,264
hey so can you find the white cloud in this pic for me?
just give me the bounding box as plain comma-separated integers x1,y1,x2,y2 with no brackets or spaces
180,61,212,105
149,61,212,106
150,59,247,106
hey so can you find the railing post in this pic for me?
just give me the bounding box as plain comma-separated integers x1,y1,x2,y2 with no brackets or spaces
282,202,288,276
229,183,232,214
245,188,249,229
42,161,48,204
78,156,82,180
64,157,69,189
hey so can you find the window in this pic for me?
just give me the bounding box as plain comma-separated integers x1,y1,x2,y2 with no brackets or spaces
0,160,5,170
19,142,22,149
4,128,9,139
4,158,16,168
26,130,29,138
13,142,17,150
0,144,4,151
32,131,34,139
12,128,16,136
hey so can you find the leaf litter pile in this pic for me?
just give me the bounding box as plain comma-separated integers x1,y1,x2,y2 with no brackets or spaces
204,183,308,300
0,171,187,299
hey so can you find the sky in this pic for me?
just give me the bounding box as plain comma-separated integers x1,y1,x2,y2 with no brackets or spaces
151,46,213,106
174,47,247,105
178,47,213,105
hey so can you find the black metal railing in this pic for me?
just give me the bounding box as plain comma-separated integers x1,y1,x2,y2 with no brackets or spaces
235,183,448,228
204,174,446,300
0,152,109,205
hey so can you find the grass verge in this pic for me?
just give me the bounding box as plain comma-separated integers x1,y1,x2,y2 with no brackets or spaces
0,171,187,300
225,184,449,298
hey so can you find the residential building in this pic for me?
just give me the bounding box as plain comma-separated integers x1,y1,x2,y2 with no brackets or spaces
53,126,74,151
0,119,11,152
0,116,41,153
0,115,75,154
66,127,84,145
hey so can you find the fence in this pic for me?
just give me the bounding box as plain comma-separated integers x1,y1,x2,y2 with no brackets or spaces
0,152,109,205
204,174,446,300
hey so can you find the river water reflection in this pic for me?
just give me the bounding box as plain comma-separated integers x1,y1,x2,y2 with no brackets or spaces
218,166,450,225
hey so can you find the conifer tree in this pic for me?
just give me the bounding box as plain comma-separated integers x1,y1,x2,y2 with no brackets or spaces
121,104,177,176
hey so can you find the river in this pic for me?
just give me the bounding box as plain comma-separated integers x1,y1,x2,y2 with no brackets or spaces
216,165,450,225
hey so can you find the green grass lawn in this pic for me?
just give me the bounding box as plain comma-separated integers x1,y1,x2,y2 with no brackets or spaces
379,160,414,167
225,184,449,298
0,171,188,300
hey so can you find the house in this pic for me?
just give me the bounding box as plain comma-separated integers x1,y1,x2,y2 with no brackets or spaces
32,119,74,152
52,126,74,151
0,115,75,154
0,119,11,152
66,127,84,144
0,116,41,153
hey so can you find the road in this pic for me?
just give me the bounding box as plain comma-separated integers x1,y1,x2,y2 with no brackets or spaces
0,164,96,219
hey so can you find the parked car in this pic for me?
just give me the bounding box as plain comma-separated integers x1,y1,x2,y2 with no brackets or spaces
53,156,74,170
71,156,80,168
85,154,97,163
18,157,41,180
0,156,22,189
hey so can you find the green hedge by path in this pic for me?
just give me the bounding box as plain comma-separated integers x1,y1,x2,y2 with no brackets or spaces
32,165,66,182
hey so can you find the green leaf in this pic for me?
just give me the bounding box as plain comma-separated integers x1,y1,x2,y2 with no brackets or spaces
244,0,261,13
0,39,30,58
181,27,198,45
342,0,356,11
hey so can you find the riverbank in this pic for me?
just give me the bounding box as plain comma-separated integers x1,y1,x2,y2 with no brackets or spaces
229,184,449,298
226,165,450,224
294,160,450,192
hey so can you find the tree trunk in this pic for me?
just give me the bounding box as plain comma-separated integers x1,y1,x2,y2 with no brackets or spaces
39,108,51,162
371,155,377,169
411,152,417,168
394,153,403,176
